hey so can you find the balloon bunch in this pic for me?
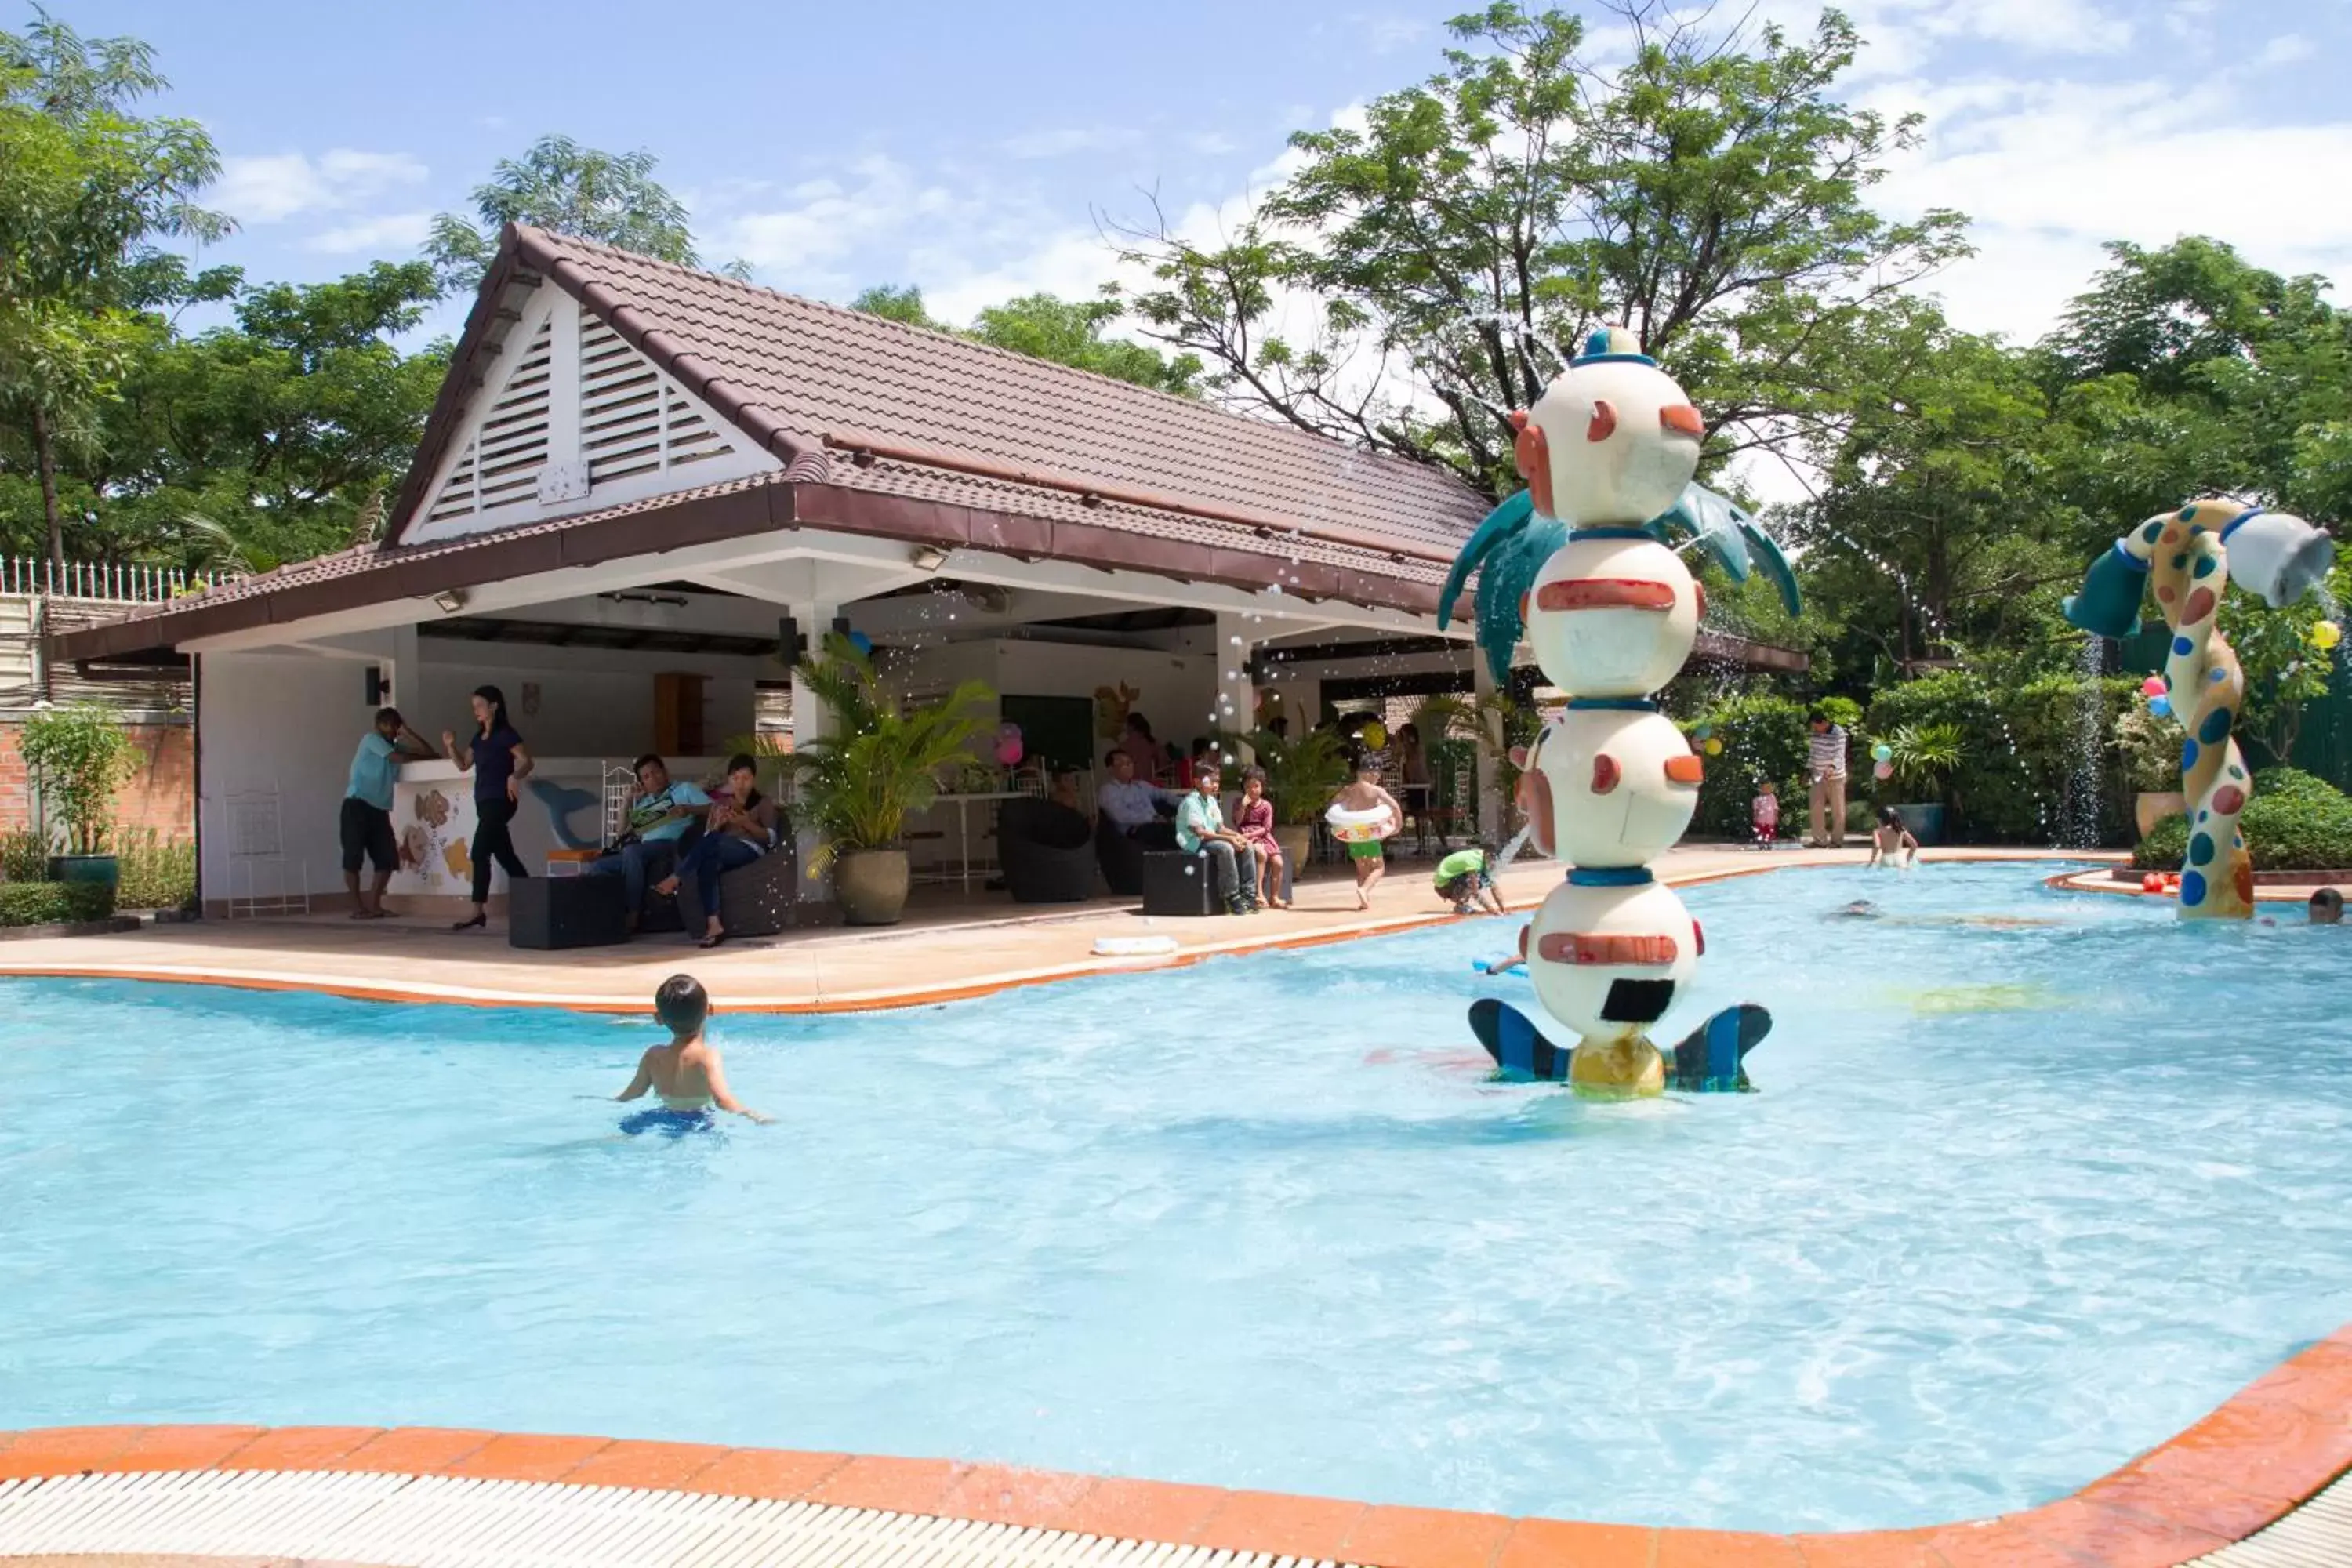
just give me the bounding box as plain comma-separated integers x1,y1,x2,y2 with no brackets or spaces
2140,869,2183,895
1870,741,1893,782
1690,720,1722,757
2140,675,2171,720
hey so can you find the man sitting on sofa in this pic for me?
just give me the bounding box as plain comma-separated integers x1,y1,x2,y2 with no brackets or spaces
1095,748,1178,848
583,753,710,932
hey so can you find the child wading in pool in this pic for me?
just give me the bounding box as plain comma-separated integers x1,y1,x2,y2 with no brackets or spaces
1330,754,1404,910
615,975,770,1123
1867,807,1920,869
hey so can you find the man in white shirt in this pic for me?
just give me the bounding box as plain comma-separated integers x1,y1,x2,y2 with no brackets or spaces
1096,747,1179,848
1807,711,1849,848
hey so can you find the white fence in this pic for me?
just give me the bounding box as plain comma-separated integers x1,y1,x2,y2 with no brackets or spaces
1,556,225,603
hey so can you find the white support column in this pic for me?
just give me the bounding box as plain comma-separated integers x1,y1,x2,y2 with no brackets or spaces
787,599,837,900
1214,612,1255,764
387,623,422,719
1474,656,1504,840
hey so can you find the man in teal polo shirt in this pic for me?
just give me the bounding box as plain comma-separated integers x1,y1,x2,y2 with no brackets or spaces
1177,760,1261,915
585,753,710,931
342,706,437,918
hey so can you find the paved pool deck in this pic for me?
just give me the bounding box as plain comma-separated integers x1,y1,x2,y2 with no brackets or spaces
0,1316,2347,1567
0,845,2113,1013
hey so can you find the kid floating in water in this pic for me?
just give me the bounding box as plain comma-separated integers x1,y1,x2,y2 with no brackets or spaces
1867,807,1919,869
615,975,770,1124
1434,844,1506,915
1330,753,1403,910
2313,888,2344,925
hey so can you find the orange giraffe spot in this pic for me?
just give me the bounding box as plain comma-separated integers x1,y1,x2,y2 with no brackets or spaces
2183,586,2217,623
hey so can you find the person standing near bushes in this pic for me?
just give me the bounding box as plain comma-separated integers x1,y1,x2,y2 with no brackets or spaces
1807,709,1849,848
443,684,532,931
341,707,437,919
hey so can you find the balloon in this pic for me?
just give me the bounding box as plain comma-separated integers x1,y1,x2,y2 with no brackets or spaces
1693,722,1715,742
1870,742,1893,764
847,630,874,655
1703,737,1722,756
1872,760,1894,780
2141,873,2165,894
2140,677,2167,698
2311,619,2342,651
994,739,1023,766
2148,695,2172,718
1361,721,1388,750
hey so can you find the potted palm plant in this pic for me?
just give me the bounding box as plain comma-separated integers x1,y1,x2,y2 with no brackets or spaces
1878,721,1964,844
780,634,990,925
19,701,144,891
1240,726,1355,869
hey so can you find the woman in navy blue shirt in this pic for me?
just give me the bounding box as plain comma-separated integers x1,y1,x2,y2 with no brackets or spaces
441,684,534,929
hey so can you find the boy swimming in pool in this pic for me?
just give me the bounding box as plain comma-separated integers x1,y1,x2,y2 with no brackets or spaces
615,975,771,1123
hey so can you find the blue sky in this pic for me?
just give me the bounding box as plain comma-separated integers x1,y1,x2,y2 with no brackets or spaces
49,0,2352,349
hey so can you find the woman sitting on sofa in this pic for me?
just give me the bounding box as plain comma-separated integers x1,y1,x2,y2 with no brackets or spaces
653,754,778,949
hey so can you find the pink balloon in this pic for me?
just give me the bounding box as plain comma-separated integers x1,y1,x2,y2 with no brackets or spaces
994,739,1023,766
1872,760,1893,780
2140,677,2167,698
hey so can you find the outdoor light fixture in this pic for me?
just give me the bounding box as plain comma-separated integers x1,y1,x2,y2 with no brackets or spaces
433,588,467,614
912,546,949,572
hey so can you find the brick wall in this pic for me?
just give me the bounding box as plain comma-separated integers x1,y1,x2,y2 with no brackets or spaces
0,720,194,843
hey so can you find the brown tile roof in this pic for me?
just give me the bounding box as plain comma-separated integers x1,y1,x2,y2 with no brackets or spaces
401,225,1492,560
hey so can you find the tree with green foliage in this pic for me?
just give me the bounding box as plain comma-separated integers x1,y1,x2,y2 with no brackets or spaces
426,133,747,295
1114,1,1966,494
0,12,228,567
849,285,1204,396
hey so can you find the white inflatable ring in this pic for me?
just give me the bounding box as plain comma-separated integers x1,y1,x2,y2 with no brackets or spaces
1093,935,1179,957
1326,803,1393,843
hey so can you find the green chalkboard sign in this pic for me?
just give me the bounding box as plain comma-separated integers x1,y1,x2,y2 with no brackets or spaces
1000,694,1098,775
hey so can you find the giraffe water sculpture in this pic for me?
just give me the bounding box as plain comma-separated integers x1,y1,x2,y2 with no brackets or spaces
2064,500,2336,918
1450,326,1782,1097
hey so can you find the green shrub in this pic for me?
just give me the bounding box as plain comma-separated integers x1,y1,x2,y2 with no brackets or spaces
1812,695,1864,731
1686,694,1810,837
2132,768,2352,870
114,829,196,911
0,880,117,927
1866,669,2141,845
0,829,49,884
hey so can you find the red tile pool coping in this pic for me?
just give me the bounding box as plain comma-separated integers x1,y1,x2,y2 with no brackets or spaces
3,1323,2347,1567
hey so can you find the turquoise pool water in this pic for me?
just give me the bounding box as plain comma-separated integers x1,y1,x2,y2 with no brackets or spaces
3,862,2349,1533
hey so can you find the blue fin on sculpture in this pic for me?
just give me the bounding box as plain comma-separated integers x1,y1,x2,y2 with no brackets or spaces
528,779,604,851
1650,483,1805,619
1438,488,1532,634
1439,489,1569,686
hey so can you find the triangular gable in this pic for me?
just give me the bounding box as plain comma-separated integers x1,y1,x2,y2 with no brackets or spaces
402,286,779,546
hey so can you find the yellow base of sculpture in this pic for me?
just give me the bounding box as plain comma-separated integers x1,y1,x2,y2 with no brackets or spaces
1568,1036,1665,1099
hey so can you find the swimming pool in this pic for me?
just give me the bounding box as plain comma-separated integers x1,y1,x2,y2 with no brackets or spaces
2,862,2347,1534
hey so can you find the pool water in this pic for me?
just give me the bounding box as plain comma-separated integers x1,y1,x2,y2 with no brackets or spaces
3,863,2349,1533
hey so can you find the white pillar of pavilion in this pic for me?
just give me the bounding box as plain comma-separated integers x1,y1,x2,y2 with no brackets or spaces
1474,655,1504,840
1214,610,1255,766
787,597,838,899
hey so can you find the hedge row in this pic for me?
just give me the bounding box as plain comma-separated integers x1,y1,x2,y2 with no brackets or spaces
2133,768,2352,871
0,880,118,927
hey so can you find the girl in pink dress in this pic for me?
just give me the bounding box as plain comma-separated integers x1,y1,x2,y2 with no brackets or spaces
1236,766,1287,909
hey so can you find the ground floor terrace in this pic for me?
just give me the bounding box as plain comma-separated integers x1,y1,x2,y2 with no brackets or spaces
2,844,2096,1010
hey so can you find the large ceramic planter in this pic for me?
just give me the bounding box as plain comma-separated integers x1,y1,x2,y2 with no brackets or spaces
48,853,119,891
1274,824,1312,873
835,848,911,927
1889,804,1946,845
2135,790,2188,840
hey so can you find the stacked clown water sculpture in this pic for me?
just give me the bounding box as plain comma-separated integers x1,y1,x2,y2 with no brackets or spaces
2064,499,2336,919
1443,327,1790,1096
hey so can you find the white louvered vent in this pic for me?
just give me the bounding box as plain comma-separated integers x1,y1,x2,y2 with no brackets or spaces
423,316,554,525
580,316,737,485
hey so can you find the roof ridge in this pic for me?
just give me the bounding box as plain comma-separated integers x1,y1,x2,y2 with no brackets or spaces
512,225,1474,492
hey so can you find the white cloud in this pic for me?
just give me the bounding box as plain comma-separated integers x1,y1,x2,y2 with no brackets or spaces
2258,32,2314,66
213,149,428,224
999,126,1140,159
1359,15,1429,54
1864,73,2352,340
303,211,434,255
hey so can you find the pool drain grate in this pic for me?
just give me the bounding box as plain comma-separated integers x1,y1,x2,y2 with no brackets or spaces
0,1468,1364,1567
